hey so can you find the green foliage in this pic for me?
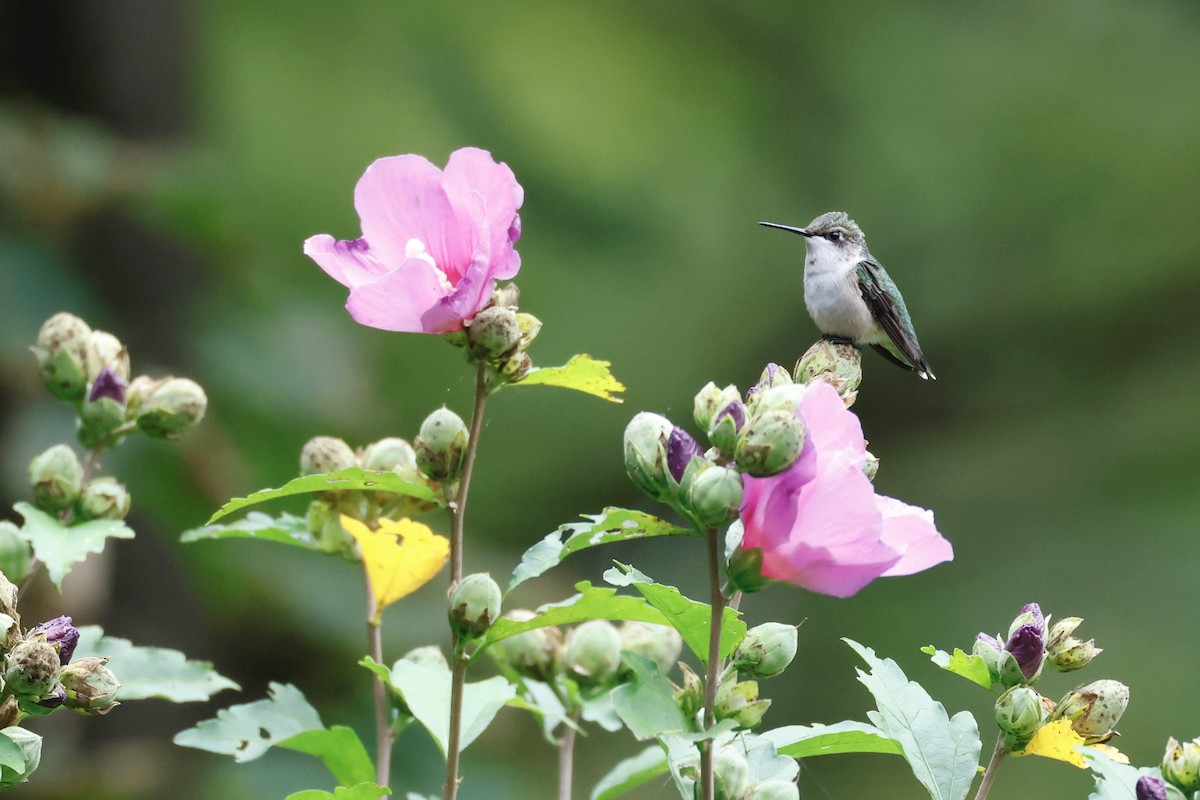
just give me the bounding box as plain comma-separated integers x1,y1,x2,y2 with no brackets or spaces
1084,750,1188,800
846,639,980,800
0,521,31,583
0,732,27,775
13,502,134,590
507,508,695,592
610,653,688,740
73,626,239,702
921,645,995,692
511,355,625,403
277,727,376,788
485,581,673,648
590,745,667,800
173,683,322,762
762,721,904,759
207,467,438,524
181,511,317,550
286,785,391,800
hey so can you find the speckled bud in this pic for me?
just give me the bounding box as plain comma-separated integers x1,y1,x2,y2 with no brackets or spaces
77,477,131,521
136,378,207,438
1161,736,1200,793
734,409,806,478
564,620,622,688
496,610,561,682
618,622,682,674
1050,679,1129,743
29,444,84,513
300,436,357,476
80,368,128,437
707,401,746,457
0,726,42,788
751,363,792,396
490,283,520,309
33,313,92,402
467,306,522,360
1046,617,1102,673
3,636,61,700
694,383,741,432
360,437,418,473
0,570,20,647
685,466,743,527
448,573,502,638
863,450,879,481
414,407,469,482
84,330,130,383
995,686,1044,742
794,340,862,406
514,312,542,351
623,413,673,503
60,656,120,715
123,375,167,420
731,622,798,679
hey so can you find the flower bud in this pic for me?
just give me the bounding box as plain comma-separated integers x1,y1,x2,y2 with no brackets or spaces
1001,625,1045,685
715,677,770,728
666,427,703,487
415,407,469,482
972,633,1004,685
123,375,167,420
731,623,798,679
1050,679,1129,743
1136,775,1168,800
618,622,682,674
3,636,61,700
136,377,207,438
564,620,622,688
794,340,862,406
1046,617,1101,673
300,436,357,476
84,330,130,383
745,781,800,800
80,368,128,436
685,466,743,528
1161,737,1200,793
707,401,746,457
29,444,84,513
623,413,674,502
514,312,542,351
60,656,120,715
674,662,704,722
360,437,418,473
0,570,20,647
749,363,792,398
33,313,92,402
0,726,42,788
490,283,520,309
496,610,562,682
448,573,502,638
1006,603,1046,641
863,450,879,481
734,409,806,478
747,383,807,416
76,477,131,521
467,306,522,360
727,546,771,594
29,616,79,665
694,383,741,433
401,645,449,669
995,686,1044,742
712,743,751,800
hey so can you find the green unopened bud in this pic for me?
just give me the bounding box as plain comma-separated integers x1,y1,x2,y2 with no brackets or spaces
712,743,751,800
33,313,92,402
715,677,770,728
123,375,167,420
136,378,207,438
754,363,793,392
467,306,522,360
360,437,418,473
304,500,355,558
448,573,502,638
490,283,520,309
623,412,673,503
1161,737,1200,793
973,634,1004,686
84,330,130,383
1050,679,1129,743
685,466,743,528
748,384,806,416
745,780,800,800
618,622,682,674
3,636,60,700
694,383,741,432
29,445,84,513
731,622,798,679
734,409,806,478
514,313,542,351
415,408,469,482
995,686,1045,742
794,340,862,406
1046,617,1102,673
76,477,131,521
496,610,562,682
727,546,771,594
565,620,622,688
0,524,31,590
499,351,533,381
0,570,19,646
0,726,42,788
401,645,449,670
300,436,357,476
60,656,120,715
674,662,704,722
863,450,879,481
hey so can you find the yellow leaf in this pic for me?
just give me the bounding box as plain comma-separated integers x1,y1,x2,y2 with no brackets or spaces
513,354,625,403
1017,719,1130,769
341,515,449,623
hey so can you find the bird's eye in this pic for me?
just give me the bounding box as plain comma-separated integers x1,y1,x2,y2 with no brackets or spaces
828,230,843,242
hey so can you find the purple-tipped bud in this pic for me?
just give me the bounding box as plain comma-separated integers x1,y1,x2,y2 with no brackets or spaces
716,402,745,431
31,616,79,665
88,367,127,405
976,632,1003,652
666,427,702,484
1136,775,1168,800
973,632,1004,683
1006,623,1046,680
36,684,66,710
1006,602,1046,640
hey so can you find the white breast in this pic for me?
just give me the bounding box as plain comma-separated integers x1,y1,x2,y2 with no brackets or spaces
802,242,880,340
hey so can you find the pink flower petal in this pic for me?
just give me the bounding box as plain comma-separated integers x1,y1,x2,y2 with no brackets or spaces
442,147,523,280
876,495,953,576
797,381,867,471
344,259,462,333
303,235,390,289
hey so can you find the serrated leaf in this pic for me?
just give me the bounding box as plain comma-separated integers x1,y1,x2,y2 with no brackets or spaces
181,511,318,550
341,517,449,623
73,626,238,702
921,646,995,691
14,502,134,590
486,581,672,647
846,639,981,800
508,508,696,592
762,721,904,758
174,683,322,762
277,726,375,787
591,745,669,800
512,354,625,402
208,467,439,524
1083,749,1187,800
286,785,391,800
611,653,689,740
605,565,746,665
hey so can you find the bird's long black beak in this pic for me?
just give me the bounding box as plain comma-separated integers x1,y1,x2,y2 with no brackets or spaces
758,221,813,237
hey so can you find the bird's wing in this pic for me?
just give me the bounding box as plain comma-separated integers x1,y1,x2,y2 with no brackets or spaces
855,259,934,378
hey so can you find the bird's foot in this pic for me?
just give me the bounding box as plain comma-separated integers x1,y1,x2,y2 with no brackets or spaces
821,334,859,348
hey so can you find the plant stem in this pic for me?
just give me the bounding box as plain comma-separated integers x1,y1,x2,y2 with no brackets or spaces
556,710,581,800
699,526,726,800
443,361,491,800
366,592,391,794
973,736,1007,800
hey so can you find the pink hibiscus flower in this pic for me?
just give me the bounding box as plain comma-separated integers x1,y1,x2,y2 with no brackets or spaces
304,147,523,333
739,381,952,597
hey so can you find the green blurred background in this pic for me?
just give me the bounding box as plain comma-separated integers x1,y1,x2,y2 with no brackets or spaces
1,1,1198,797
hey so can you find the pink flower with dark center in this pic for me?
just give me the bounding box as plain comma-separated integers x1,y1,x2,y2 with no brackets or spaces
305,147,523,333
738,381,952,597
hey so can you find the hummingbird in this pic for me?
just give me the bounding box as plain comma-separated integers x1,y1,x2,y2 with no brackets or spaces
759,211,935,380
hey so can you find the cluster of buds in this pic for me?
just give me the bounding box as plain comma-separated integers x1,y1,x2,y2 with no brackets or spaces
969,603,1123,749
453,284,542,383
28,445,130,525
1160,736,1200,795
695,741,799,800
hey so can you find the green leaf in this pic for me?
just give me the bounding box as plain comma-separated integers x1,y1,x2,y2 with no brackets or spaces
486,581,672,647
846,640,981,800
508,508,696,592
277,726,375,788
14,502,134,590
610,653,689,740
591,745,669,800
605,565,746,665
0,520,32,583
181,511,318,550
208,467,439,523
921,646,995,692
173,683,322,762
511,354,625,403
0,729,27,773
1084,750,1188,800
73,626,239,702
762,721,903,758
286,785,391,800
361,657,516,757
